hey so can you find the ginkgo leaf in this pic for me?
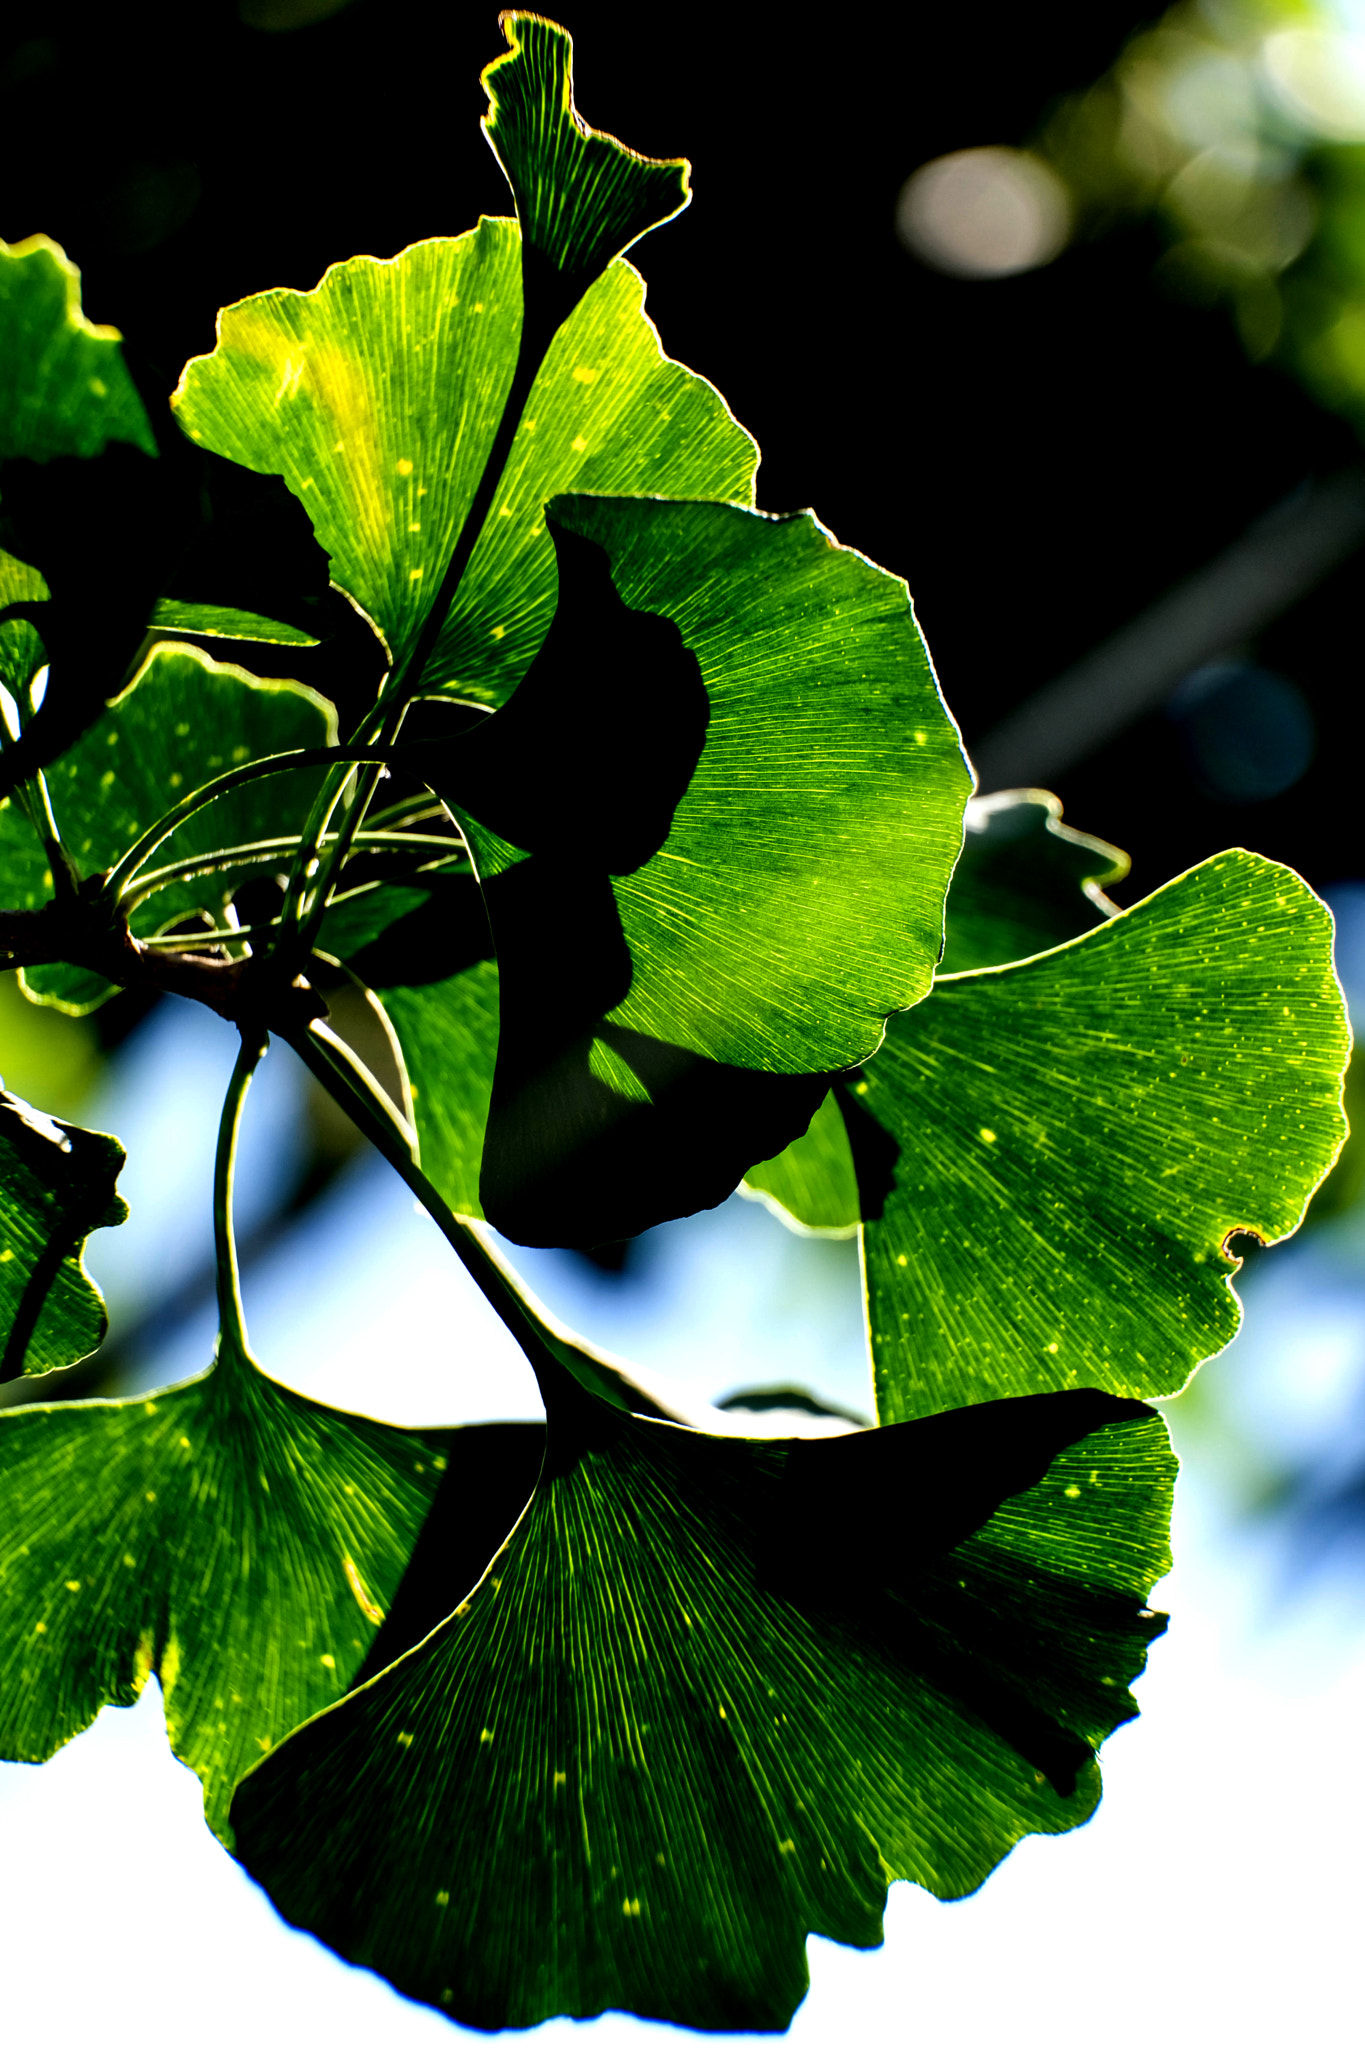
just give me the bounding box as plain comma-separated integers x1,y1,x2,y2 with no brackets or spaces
172,233,755,702
0,1341,451,1838
481,14,690,294
941,789,1128,973
230,1362,1172,2034
0,1092,126,1379
861,850,1349,1423
439,496,970,1076
0,234,155,464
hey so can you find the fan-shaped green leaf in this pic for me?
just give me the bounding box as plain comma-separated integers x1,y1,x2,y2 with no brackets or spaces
173,235,755,702
446,495,969,1074
148,600,320,647
230,1368,1172,2033
0,548,49,705
741,1087,860,1235
0,1346,450,1837
0,1093,126,1378
481,14,690,290
0,235,155,463
862,851,1349,1422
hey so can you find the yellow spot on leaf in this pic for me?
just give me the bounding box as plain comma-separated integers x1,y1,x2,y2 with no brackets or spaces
396,458,413,476
979,1128,997,1144
571,434,588,453
1064,1484,1081,1500
622,1898,641,1917
397,1730,414,1748
320,1654,336,1670
435,1890,449,1908
64,1580,80,1594
572,365,599,383
343,1552,385,1623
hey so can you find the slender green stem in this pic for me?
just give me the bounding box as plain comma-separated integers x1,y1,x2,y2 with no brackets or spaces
123,829,463,913
213,1029,269,1366
97,744,390,907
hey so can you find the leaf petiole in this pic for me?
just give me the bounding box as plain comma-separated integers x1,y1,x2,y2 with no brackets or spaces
212,1028,268,1368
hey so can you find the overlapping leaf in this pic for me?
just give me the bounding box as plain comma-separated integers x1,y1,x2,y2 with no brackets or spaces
172,231,756,702
859,851,1348,1421
444,495,970,1077
230,1359,1172,2033
743,789,1127,1234
0,1343,450,1837
0,1093,126,1379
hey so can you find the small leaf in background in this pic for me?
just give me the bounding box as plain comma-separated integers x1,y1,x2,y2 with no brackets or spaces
941,788,1129,972
16,642,335,1015
481,15,690,299
0,1351,450,1838
230,1363,1172,2034
173,232,755,702
862,851,1349,1422
0,1094,126,1379
0,235,155,463
0,547,51,710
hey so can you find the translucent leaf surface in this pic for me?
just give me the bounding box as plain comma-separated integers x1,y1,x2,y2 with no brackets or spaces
173,234,754,701
863,852,1349,1422
0,1093,126,1378
0,1349,449,1836
481,14,690,288
231,1369,1172,2033
941,789,1128,973
0,235,155,463
448,496,970,1074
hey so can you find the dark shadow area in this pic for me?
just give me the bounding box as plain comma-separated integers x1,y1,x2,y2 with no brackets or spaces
834,1076,900,1224
354,1419,546,1683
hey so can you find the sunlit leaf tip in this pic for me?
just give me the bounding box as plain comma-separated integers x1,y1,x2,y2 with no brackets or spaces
0,234,156,464
229,1365,1172,2033
482,13,691,292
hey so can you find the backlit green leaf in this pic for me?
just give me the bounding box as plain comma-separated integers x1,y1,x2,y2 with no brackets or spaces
0,1093,126,1378
0,1345,449,1837
481,14,690,290
862,851,1349,1422
231,1370,1172,2033
447,495,969,1074
0,235,156,463
0,548,49,704
173,234,755,701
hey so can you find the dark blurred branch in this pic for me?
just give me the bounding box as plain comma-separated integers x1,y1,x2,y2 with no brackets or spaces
971,469,1365,790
